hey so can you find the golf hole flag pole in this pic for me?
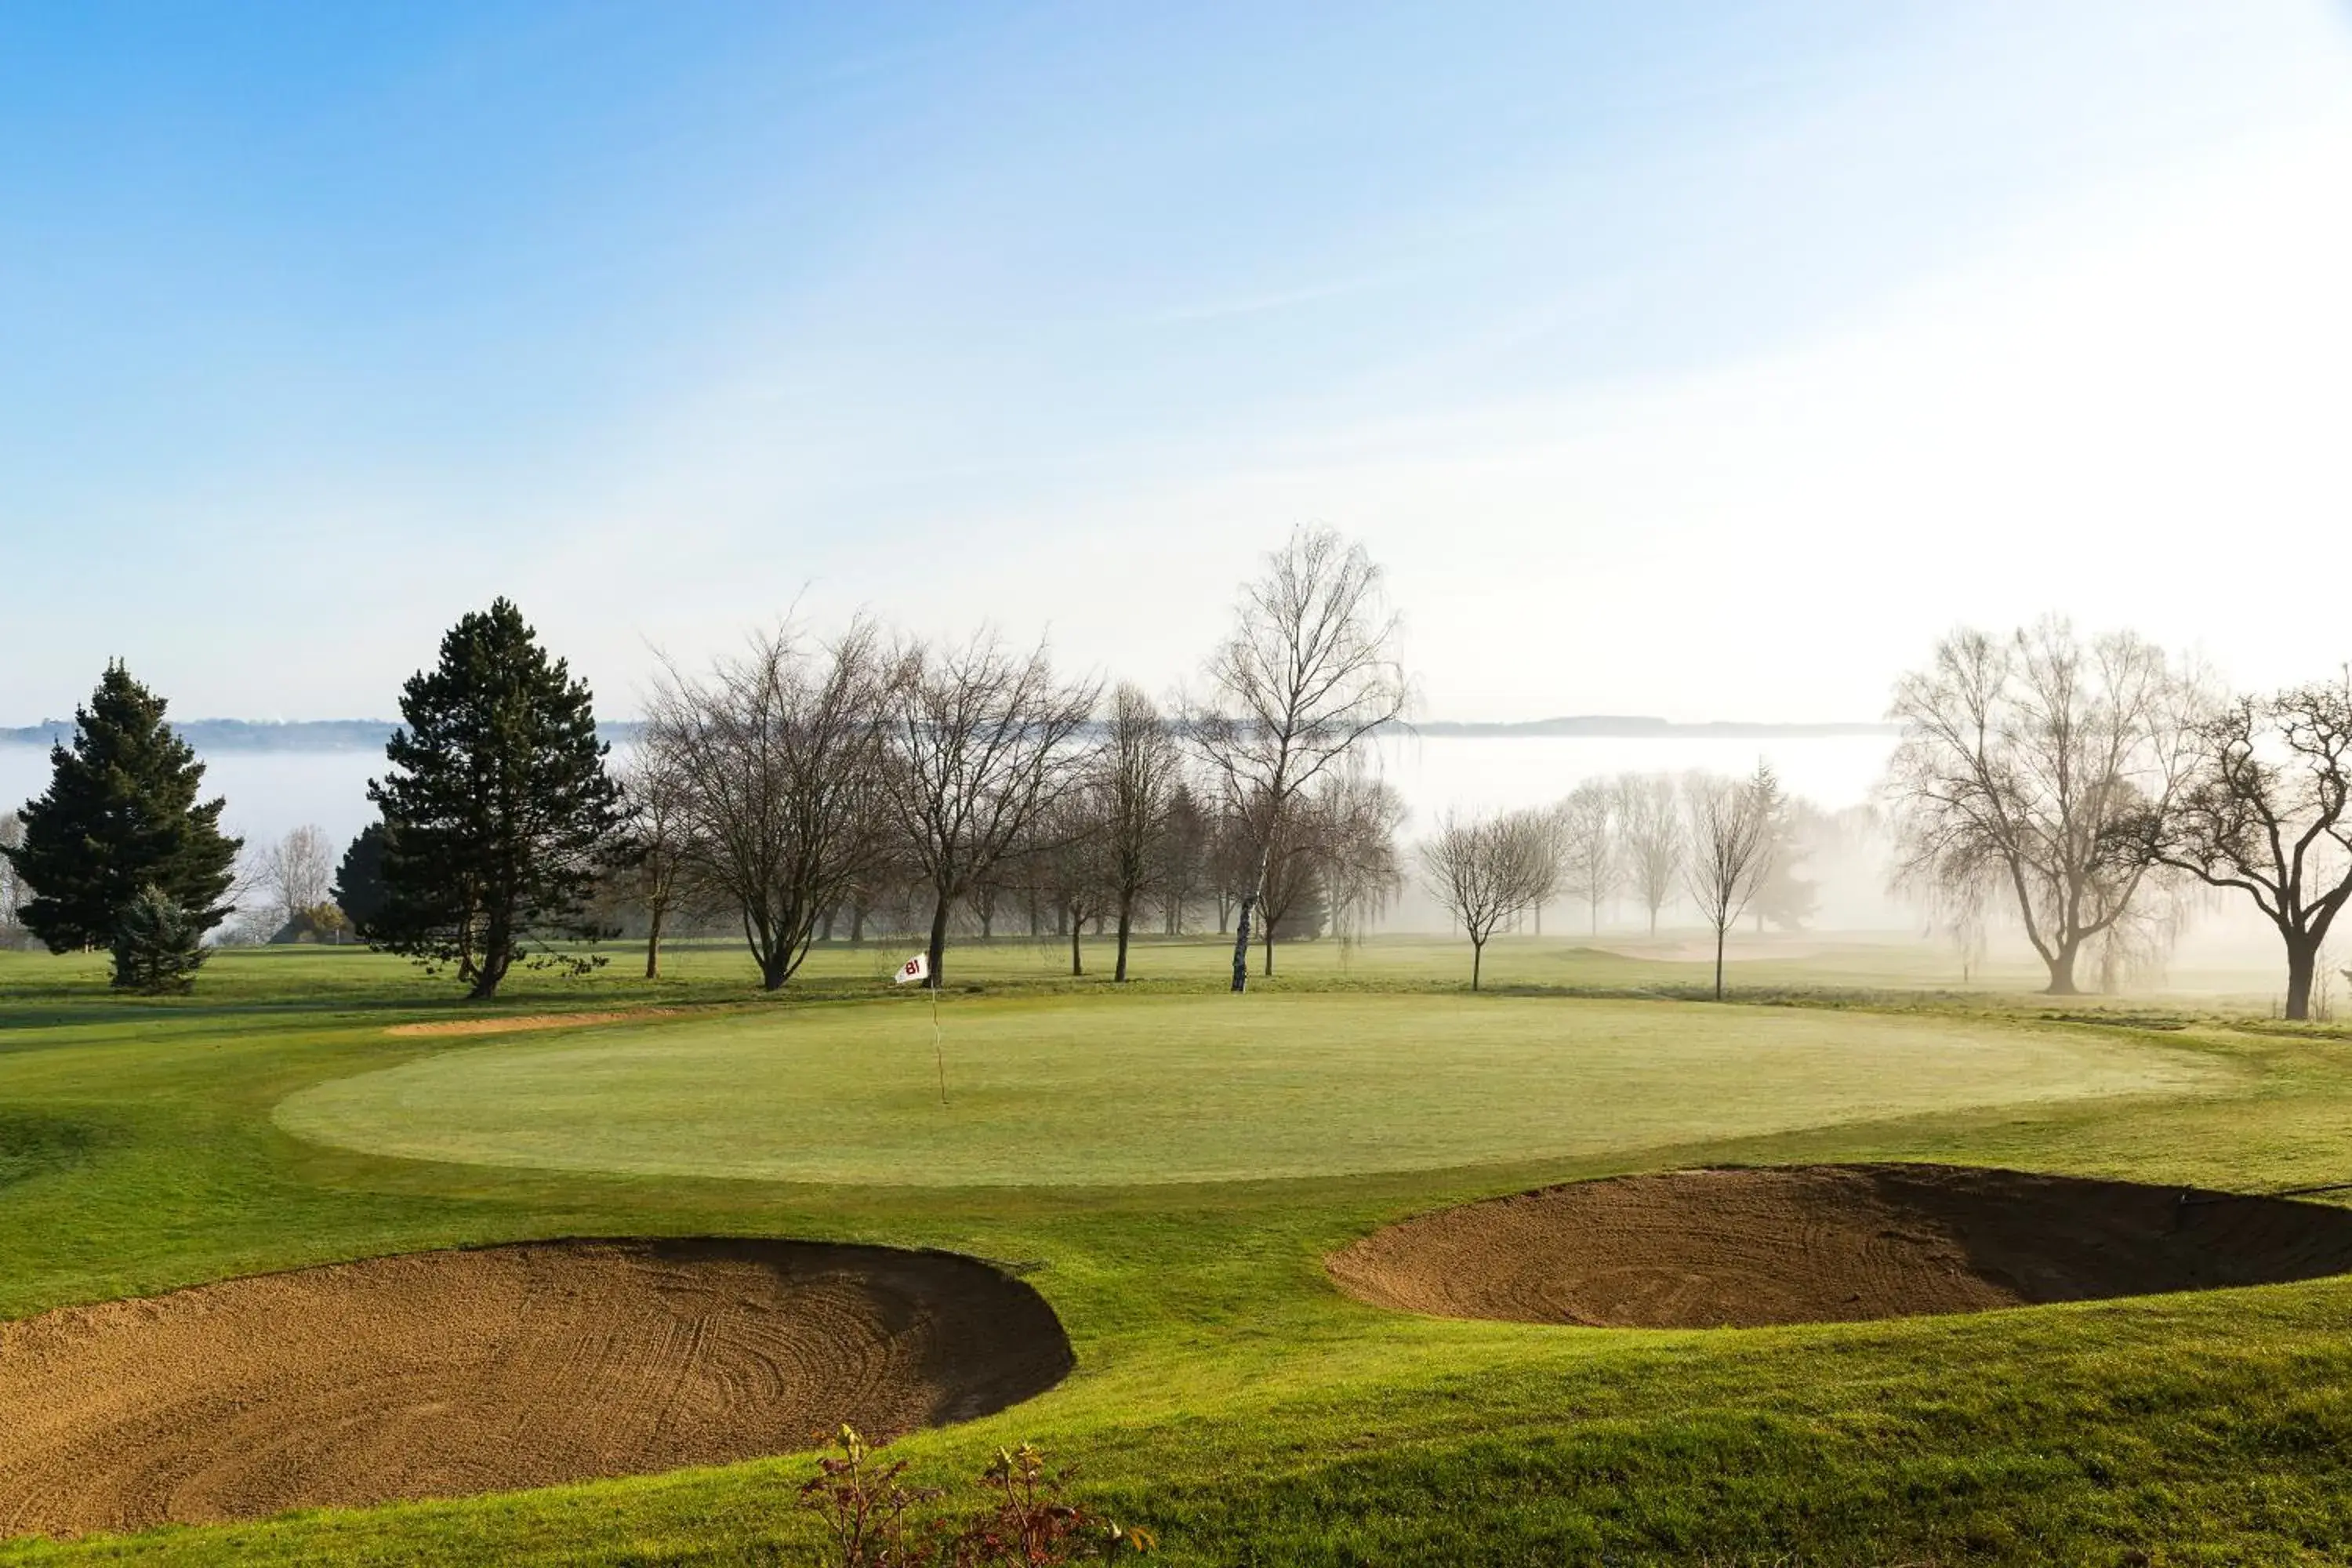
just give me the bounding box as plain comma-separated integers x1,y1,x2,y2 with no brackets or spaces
896,953,946,1106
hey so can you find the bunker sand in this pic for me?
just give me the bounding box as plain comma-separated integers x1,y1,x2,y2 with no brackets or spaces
0,1238,1072,1538
1330,1163,2352,1328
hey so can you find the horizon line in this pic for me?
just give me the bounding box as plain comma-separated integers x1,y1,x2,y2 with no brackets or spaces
0,714,1901,750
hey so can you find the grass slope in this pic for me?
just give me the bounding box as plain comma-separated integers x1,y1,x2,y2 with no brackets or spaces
0,938,2347,1565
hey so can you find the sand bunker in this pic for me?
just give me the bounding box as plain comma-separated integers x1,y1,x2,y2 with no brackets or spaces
1330,1163,2352,1328
0,1237,1072,1538
385,1010,677,1037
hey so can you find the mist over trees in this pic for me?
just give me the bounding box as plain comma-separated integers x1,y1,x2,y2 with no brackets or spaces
36,532,2352,1017
2123,673,2352,1021
1418,806,1559,989
1875,619,2352,1012
1751,800,1824,932
1155,785,1211,937
1313,768,1409,949
1034,788,1112,978
1886,620,2200,996
1243,764,1408,972
1192,526,1410,991
1683,763,1782,1000
248,824,339,942
1617,774,1683,936
270,826,334,923
1555,781,1617,935
3,528,1926,995
1402,762,1842,990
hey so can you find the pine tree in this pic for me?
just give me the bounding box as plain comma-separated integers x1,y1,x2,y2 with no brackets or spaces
332,822,393,931
366,599,626,1000
111,883,209,993
2,664,241,983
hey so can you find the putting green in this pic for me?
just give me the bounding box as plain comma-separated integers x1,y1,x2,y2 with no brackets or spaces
274,995,2219,1187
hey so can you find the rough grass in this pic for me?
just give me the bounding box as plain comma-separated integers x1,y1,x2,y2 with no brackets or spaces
1,937,2349,1564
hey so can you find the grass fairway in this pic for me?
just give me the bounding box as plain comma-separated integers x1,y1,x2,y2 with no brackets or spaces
276,994,2216,1185
9,939,2352,1565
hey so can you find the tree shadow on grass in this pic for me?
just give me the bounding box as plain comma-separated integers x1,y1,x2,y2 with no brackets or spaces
0,1110,104,1187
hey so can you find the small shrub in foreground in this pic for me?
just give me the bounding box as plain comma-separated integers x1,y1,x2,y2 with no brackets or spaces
798,1426,1155,1567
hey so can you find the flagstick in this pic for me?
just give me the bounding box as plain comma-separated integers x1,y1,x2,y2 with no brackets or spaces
930,977,947,1108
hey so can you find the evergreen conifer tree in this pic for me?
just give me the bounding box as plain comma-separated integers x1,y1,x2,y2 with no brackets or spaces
367,599,625,999
111,883,209,993
332,822,393,931
2,664,241,984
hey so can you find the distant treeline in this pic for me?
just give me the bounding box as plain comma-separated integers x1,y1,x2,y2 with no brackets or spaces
0,719,650,751
1405,717,1896,739
0,715,1888,751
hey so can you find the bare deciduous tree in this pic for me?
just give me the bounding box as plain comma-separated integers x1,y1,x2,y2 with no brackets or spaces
1615,773,1683,935
616,741,700,979
1250,789,1318,966
1096,684,1185,981
647,621,893,991
1036,789,1111,977
0,811,24,937
1418,805,1556,989
1683,763,1780,1000
1243,768,1405,975
1307,767,1406,958
262,824,335,932
1887,619,2198,995
1523,801,1566,938
1194,526,1409,992
1923,869,1994,985
1204,799,1258,935
2127,673,2352,1019
1555,779,1617,935
883,633,1098,985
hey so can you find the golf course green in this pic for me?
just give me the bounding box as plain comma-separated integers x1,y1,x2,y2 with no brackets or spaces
275,993,2216,1185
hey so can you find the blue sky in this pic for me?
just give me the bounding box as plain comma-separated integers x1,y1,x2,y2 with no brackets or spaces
3,2,2349,722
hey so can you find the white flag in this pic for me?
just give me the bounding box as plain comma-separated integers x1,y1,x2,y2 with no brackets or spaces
893,953,931,985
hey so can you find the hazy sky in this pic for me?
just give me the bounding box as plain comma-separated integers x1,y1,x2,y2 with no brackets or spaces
4,2,2348,724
